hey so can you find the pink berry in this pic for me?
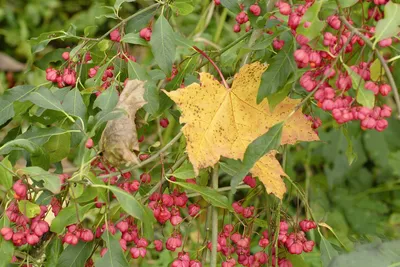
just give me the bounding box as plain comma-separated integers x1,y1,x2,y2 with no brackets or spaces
188,204,201,217
278,2,291,16
233,24,241,33
379,84,391,96
243,175,256,188
140,173,151,184
1,227,13,240
62,52,70,60
214,0,221,5
249,4,261,16
13,180,28,198
139,27,152,41
154,239,163,251
110,29,121,42
160,118,169,128
85,138,94,149
170,215,183,226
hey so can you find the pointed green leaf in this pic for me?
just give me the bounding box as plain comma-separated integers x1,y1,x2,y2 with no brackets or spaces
50,203,94,234
0,157,13,190
0,85,35,126
20,166,61,194
56,241,94,267
150,14,176,76
170,162,195,179
62,88,87,119
373,1,400,47
96,231,129,267
18,200,41,218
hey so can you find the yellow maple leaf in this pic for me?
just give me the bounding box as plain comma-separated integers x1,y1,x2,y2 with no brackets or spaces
164,62,318,198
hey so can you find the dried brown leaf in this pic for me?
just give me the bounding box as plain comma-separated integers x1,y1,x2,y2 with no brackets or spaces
100,80,147,166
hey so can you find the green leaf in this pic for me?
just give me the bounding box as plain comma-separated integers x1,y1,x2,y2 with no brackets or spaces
373,1,400,47
62,88,87,119
220,159,242,176
127,60,149,81
0,235,14,267
34,48,69,70
250,31,283,50
50,203,94,234
121,33,148,46
231,122,283,193
297,0,326,41
90,184,155,239
143,82,159,115
56,241,94,267
257,40,295,102
17,127,70,146
338,0,358,8
328,240,400,267
20,166,61,194
45,238,63,267
93,86,119,113
171,181,232,210
126,7,156,33
43,132,71,163
267,79,292,111
0,139,49,169
220,0,241,13
0,157,13,190
29,31,66,54
370,58,384,82
170,162,195,179
0,85,35,126
320,235,339,267
150,14,176,76
114,0,135,11
96,231,129,267
18,200,41,218
343,63,375,108
69,183,84,199
98,39,111,51
171,2,194,16
25,87,64,112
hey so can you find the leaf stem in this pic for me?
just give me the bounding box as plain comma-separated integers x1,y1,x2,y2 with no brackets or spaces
210,163,219,267
338,16,400,119
192,46,229,89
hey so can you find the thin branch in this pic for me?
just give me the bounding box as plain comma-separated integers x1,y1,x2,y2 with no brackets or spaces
339,16,400,119
210,163,219,267
193,46,229,89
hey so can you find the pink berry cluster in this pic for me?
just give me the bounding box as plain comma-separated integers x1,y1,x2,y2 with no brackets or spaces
273,0,394,131
171,251,202,267
88,65,115,91
45,51,92,88
2,200,49,246
63,224,94,245
243,175,257,188
278,221,316,255
148,189,199,225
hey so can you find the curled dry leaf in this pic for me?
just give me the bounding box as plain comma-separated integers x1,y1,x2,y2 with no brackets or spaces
164,62,318,199
100,80,147,166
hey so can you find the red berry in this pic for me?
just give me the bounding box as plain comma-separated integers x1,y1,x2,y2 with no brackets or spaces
160,118,169,128
249,4,261,16
110,29,121,42
139,27,152,41
233,24,241,33
140,173,151,184
85,138,94,149
62,52,70,60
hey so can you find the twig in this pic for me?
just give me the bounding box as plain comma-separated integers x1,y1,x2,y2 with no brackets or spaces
98,132,183,179
339,16,400,119
192,46,229,89
210,163,219,267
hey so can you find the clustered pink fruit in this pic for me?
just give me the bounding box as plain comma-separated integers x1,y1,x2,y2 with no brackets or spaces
232,202,255,218
63,224,94,245
148,189,192,225
171,251,202,267
271,0,394,132
46,67,77,88
2,200,50,246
